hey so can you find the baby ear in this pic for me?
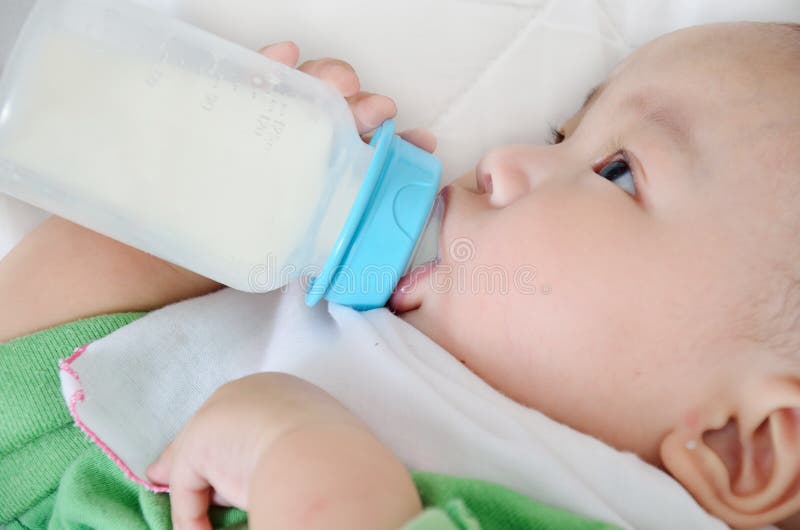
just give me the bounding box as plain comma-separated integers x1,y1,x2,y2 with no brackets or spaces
660,377,800,529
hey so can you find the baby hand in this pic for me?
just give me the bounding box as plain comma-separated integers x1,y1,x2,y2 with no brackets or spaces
145,372,367,530
259,41,436,153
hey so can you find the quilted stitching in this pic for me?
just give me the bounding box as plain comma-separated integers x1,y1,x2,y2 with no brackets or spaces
430,0,634,132
431,0,554,129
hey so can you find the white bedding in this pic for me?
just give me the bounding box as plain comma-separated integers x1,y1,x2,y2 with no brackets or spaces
2,1,800,529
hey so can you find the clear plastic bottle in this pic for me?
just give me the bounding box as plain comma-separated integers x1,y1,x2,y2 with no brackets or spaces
0,0,442,310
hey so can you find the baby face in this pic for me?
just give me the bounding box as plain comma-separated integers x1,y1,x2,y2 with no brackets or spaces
391,23,799,462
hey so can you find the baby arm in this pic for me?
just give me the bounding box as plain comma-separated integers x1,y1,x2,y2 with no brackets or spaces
0,214,223,342
249,422,419,530
147,373,422,530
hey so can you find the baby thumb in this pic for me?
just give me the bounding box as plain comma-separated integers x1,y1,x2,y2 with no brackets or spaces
146,441,175,486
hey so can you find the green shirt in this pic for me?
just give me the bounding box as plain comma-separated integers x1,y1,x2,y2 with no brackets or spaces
0,313,619,530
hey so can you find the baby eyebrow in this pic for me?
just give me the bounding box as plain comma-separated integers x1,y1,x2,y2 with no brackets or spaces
621,91,695,152
563,82,694,154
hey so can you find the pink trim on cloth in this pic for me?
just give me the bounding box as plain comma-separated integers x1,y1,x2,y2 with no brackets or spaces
60,343,169,493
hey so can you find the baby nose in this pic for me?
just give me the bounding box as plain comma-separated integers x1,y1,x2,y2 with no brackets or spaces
475,145,551,207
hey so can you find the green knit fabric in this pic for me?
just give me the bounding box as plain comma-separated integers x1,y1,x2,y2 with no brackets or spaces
46,448,246,530
0,313,147,525
0,312,249,530
404,472,621,530
1,312,620,530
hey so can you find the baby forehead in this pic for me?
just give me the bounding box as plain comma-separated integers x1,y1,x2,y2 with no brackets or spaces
604,31,798,133
619,23,799,90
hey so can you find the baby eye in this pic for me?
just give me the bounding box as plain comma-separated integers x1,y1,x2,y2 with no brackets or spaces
595,154,636,196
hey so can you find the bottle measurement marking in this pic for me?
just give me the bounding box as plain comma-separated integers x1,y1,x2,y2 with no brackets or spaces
254,97,288,150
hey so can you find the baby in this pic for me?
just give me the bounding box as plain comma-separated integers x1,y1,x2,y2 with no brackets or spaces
1,20,799,530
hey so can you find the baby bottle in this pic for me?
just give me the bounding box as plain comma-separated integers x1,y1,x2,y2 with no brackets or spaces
0,0,442,310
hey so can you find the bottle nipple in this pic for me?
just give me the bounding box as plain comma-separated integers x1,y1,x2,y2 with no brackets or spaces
403,190,444,275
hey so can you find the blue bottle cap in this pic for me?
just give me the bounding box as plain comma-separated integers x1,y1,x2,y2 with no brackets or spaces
305,119,441,310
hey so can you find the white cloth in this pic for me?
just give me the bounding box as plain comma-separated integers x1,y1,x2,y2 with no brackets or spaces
61,281,728,530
